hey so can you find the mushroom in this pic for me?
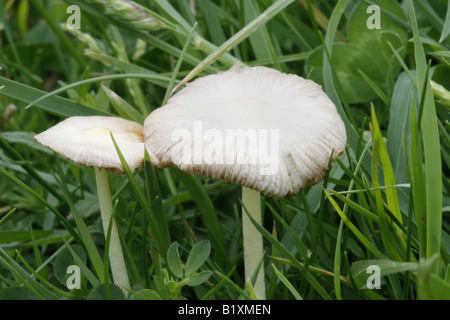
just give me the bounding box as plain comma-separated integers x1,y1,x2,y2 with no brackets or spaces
143,65,347,299
35,116,145,293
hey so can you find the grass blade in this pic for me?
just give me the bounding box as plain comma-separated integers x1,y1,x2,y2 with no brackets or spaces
324,188,388,260
162,22,198,106
0,167,80,244
370,106,402,224
24,73,172,110
410,0,443,273
110,134,171,257
174,170,227,266
0,134,63,202
409,94,427,255
370,117,404,262
144,149,170,253
0,77,110,117
328,190,380,224
54,160,105,283
173,0,295,92
357,68,391,106
439,0,450,42
0,248,59,300
241,198,332,300
271,263,303,300
101,85,145,123
321,0,374,176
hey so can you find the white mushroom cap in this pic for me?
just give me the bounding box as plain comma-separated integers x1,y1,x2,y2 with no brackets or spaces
35,116,145,173
144,65,346,198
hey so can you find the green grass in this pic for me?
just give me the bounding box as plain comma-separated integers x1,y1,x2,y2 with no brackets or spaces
0,0,449,300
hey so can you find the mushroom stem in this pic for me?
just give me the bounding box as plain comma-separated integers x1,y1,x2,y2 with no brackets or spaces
95,167,131,293
242,186,266,300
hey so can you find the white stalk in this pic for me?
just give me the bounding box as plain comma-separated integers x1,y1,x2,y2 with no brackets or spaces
242,186,266,299
95,167,130,293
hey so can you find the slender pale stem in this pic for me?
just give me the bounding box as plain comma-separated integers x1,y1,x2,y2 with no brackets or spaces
95,167,130,293
242,186,266,299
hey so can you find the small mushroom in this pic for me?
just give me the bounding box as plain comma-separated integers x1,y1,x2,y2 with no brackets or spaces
144,65,347,299
35,116,145,293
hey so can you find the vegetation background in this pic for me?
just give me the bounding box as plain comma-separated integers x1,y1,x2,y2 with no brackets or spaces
0,0,449,300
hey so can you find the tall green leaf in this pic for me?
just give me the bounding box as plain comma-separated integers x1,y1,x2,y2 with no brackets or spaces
410,0,443,273
409,95,427,255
